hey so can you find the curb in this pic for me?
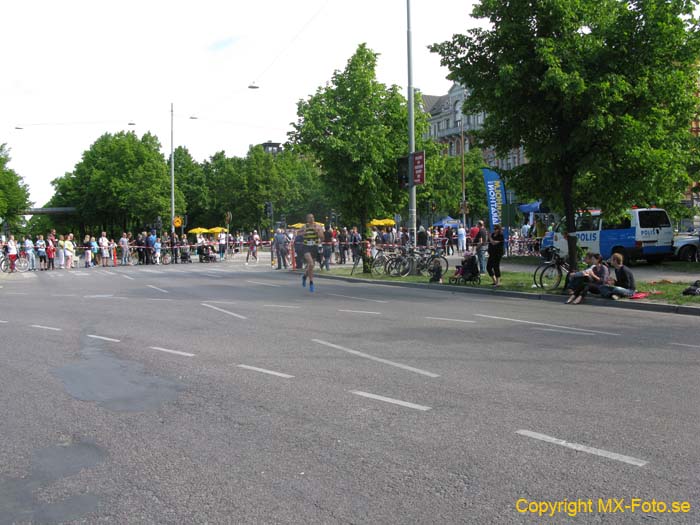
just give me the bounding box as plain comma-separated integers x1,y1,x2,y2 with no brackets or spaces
314,273,700,318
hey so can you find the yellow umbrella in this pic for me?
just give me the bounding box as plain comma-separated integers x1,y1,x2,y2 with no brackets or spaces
188,227,209,234
368,218,395,227
207,227,229,233
289,222,324,229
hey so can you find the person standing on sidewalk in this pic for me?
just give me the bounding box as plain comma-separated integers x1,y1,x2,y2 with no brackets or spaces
274,228,289,270
24,235,37,271
322,224,333,271
476,220,489,274
7,235,18,272
486,224,505,286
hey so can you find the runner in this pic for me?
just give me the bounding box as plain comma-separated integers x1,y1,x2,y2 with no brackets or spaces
301,214,323,292
245,231,259,265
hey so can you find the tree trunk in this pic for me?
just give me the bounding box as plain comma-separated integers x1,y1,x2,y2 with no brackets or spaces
561,171,579,270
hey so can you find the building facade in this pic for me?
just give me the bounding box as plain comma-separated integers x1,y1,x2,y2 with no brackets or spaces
422,83,527,171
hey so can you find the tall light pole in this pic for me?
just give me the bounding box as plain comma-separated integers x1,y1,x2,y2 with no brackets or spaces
406,0,416,242
170,103,175,239
461,118,466,227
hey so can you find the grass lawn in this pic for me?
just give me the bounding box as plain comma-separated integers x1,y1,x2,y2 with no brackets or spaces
326,266,700,307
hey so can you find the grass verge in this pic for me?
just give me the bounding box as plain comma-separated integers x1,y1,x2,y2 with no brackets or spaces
326,266,700,306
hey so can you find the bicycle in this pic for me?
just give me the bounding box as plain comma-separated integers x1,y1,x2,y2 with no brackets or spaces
533,248,572,289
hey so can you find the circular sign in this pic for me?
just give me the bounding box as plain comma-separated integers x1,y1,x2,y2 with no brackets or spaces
173,216,183,228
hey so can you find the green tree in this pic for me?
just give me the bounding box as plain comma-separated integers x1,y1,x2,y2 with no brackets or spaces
0,144,31,233
172,146,206,228
50,131,184,236
291,44,413,228
431,0,700,264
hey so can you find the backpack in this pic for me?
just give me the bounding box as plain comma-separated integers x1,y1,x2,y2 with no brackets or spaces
682,280,700,296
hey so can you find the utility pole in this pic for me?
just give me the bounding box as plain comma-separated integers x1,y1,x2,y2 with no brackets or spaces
170,103,175,239
406,0,416,244
461,118,466,227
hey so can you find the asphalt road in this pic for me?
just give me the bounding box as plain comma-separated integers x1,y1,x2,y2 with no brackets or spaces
1,260,699,524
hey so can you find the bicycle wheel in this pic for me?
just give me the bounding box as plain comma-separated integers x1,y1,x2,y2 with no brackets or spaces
371,255,386,276
16,256,29,272
533,263,548,288
162,252,171,265
0,258,8,273
397,257,412,277
436,256,449,274
131,252,139,266
539,263,563,290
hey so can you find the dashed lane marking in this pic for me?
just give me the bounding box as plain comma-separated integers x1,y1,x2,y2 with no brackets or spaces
245,280,281,287
30,325,62,331
148,346,195,357
147,285,169,294
122,274,135,280
84,294,114,299
338,309,381,315
6,292,27,295
237,365,294,378
474,314,620,336
201,303,247,320
425,317,476,324
531,328,596,336
87,334,121,343
263,304,300,309
516,430,648,467
670,342,700,349
328,293,388,303
312,339,439,378
349,391,431,411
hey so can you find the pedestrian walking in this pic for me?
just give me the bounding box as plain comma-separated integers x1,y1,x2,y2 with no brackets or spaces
476,220,489,274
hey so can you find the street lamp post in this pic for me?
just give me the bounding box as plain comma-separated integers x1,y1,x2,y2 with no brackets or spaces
170,103,175,239
406,0,416,243
461,118,466,228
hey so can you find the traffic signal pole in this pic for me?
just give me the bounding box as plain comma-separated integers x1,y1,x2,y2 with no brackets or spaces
406,0,416,243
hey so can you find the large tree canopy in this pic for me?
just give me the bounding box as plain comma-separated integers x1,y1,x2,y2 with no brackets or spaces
0,144,31,232
432,0,700,261
290,44,414,227
49,131,183,235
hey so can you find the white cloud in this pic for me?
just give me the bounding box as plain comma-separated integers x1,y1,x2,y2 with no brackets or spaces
1,0,478,206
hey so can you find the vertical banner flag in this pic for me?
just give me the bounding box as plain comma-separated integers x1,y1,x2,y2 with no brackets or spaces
481,168,509,250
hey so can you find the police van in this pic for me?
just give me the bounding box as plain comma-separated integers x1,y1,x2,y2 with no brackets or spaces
541,208,674,262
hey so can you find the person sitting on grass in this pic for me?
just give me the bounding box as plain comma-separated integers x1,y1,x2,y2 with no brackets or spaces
565,252,608,304
599,253,636,300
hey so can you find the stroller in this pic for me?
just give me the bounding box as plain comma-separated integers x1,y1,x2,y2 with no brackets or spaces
449,253,481,285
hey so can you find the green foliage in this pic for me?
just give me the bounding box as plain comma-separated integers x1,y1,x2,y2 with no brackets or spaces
431,0,700,232
49,131,183,236
290,44,413,227
0,144,31,232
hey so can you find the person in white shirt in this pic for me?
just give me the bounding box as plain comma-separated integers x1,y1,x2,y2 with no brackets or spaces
119,233,130,266
24,236,36,271
218,231,227,261
457,224,467,255
6,235,18,272
99,232,110,267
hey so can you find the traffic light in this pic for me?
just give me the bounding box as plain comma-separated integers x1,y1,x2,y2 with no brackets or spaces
264,202,273,218
397,156,409,189
431,201,437,212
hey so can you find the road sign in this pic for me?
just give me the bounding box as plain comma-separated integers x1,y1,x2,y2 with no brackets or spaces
412,151,425,185
173,216,183,228
225,211,233,224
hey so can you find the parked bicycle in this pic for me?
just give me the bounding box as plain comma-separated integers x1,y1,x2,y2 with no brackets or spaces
533,247,573,289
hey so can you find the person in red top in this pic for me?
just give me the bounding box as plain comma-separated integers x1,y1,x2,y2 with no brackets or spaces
468,223,480,253
46,241,56,270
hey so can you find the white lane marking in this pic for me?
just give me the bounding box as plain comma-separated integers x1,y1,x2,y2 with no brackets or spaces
21,273,33,279
87,334,120,343
30,324,62,331
72,272,88,276
100,270,116,275
148,346,195,357
532,328,596,336
338,309,382,315
670,342,700,349
84,294,114,298
312,339,439,378
263,304,300,309
201,303,247,320
147,298,174,302
51,294,77,297
6,292,28,295
516,430,648,467
350,391,431,411
425,317,476,324
237,364,294,378
246,280,281,287
122,274,135,280
147,285,169,294
0,320,8,323
141,269,165,274
475,314,620,336
206,268,226,272
328,293,388,303
205,300,238,305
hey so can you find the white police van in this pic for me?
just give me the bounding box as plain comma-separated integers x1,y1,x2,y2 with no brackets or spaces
542,208,674,262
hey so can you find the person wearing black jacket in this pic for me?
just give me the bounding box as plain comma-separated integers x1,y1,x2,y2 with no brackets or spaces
486,224,505,286
600,253,636,299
